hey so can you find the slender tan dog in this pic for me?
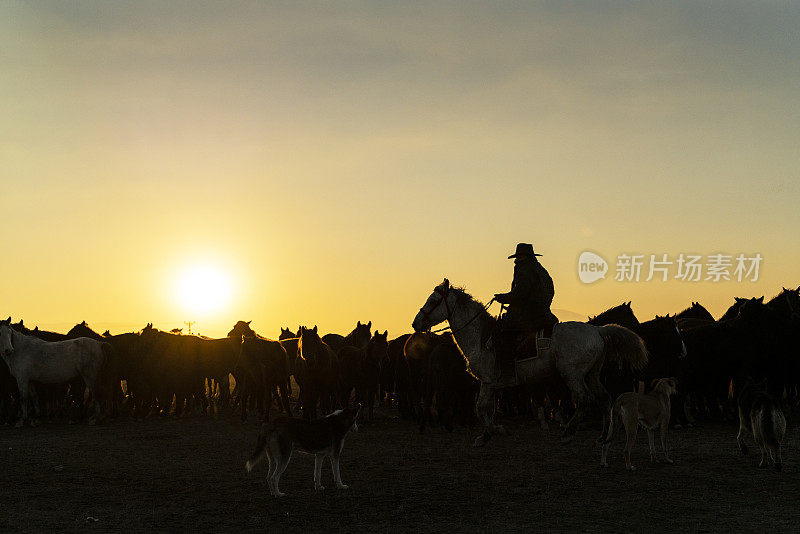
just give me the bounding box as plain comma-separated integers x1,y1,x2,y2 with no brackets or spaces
601,377,677,471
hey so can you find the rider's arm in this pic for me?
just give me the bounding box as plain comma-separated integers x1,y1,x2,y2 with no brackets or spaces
494,271,533,304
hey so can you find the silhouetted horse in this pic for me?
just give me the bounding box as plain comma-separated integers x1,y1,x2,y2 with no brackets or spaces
295,326,338,419
66,321,123,418
0,319,110,426
588,302,639,330
227,320,292,422
338,330,388,421
719,297,749,322
322,321,372,353
675,302,716,331
679,297,774,420
385,333,412,416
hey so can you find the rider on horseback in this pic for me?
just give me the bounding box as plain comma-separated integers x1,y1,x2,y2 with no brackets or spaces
493,243,558,362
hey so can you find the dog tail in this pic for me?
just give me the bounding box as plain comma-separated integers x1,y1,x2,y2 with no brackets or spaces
598,324,649,371
245,422,274,472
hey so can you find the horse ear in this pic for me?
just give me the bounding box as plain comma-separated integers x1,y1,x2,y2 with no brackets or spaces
383,330,388,337
357,321,361,327
246,320,251,325
757,296,764,303
313,325,318,333
367,321,372,328
443,278,450,288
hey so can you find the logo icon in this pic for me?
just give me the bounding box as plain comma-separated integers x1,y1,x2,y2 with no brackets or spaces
578,251,608,284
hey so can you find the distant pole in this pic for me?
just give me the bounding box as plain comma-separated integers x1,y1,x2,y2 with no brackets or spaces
184,321,195,335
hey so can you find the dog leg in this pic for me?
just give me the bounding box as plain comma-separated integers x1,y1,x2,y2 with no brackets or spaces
330,453,348,490
736,407,748,455
600,440,610,468
660,422,673,464
648,429,656,462
314,454,325,491
271,445,291,497
624,423,637,471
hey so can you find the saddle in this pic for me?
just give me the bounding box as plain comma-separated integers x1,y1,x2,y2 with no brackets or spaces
489,326,554,388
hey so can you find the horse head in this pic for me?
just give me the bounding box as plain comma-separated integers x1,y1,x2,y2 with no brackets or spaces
345,321,372,349
0,319,13,357
412,278,453,332
367,330,389,364
228,320,256,339
278,327,297,340
588,301,639,329
298,325,323,365
647,314,687,360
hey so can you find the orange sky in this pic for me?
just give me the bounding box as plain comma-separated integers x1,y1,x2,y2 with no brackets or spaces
2,3,798,338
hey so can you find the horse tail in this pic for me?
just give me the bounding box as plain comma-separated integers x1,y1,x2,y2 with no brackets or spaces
598,324,649,371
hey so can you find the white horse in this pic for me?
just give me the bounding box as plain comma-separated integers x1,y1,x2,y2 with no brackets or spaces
0,319,110,426
412,279,649,446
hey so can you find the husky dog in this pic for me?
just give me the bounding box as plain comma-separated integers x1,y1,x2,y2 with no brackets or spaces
601,377,677,471
245,405,360,497
737,379,786,470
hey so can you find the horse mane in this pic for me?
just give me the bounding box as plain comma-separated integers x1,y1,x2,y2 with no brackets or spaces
449,286,497,327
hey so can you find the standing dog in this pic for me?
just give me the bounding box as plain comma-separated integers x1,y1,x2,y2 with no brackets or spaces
601,377,677,471
245,405,360,497
737,379,786,470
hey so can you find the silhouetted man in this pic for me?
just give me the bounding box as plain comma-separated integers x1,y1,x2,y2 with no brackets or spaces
494,243,558,361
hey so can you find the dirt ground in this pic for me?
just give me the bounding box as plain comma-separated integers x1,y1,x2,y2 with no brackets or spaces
1,407,798,533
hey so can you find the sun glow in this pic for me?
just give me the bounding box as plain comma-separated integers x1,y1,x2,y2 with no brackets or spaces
174,264,233,316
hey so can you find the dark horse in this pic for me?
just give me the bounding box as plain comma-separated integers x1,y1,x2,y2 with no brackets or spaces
338,330,389,421
295,326,338,419
322,321,372,353
227,321,292,423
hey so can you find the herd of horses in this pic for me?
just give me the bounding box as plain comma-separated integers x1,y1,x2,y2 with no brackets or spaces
1,284,798,447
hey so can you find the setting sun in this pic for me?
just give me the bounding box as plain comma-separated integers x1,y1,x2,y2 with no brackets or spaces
174,264,233,317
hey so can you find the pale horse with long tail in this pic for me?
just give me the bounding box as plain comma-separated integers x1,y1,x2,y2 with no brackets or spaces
412,279,649,446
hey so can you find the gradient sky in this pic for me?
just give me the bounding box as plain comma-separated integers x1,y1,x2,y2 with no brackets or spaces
2,2,799,338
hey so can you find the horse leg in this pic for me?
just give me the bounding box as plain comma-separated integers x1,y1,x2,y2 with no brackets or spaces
560,376,589,444
84,376,102,425
278,381,292,417
473,383,504,447
585,369,612,444
15,379,30,428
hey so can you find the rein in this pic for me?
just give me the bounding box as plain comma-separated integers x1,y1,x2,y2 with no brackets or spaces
427,293,497,335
